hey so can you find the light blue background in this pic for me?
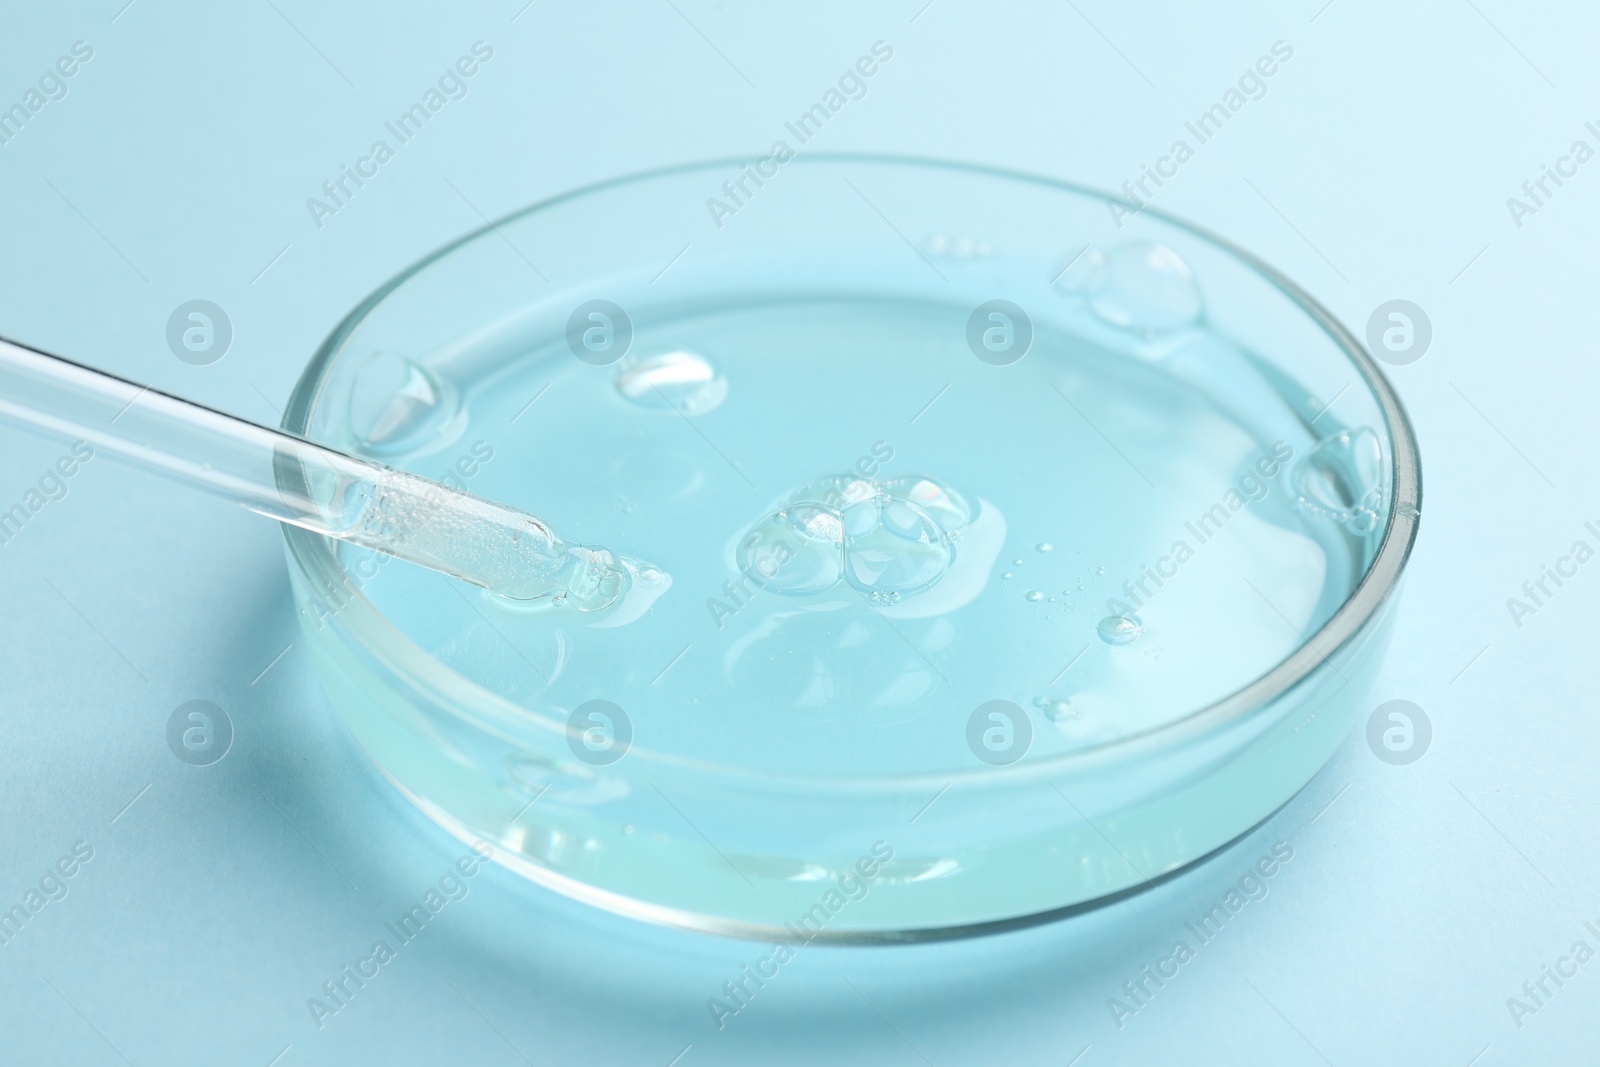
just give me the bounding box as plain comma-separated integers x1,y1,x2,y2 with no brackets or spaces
1,1,1595,1063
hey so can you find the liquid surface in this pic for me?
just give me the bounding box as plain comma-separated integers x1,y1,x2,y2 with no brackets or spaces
337,286,1380,778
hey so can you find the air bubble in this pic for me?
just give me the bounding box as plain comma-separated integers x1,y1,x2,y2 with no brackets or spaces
1089,241,1203,334
348,352,458,454
1294,427,1384,534
1036,542,1054,553
1032,696,1074,721
613,349,727,415
737,504,845,596
1097,613,1143,645
842,497,951,599
878,475,972,532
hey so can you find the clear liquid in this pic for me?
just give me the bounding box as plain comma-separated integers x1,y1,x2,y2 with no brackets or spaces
337,293,1379,779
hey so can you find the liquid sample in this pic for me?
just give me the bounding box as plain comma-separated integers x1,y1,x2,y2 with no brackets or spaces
337,284,1382,779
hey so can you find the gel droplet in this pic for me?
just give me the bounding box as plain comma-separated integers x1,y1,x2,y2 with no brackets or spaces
737,504,845,596
1097,613,1143,645
348,352,458,454
614,349,727,416
1089,241,1203,334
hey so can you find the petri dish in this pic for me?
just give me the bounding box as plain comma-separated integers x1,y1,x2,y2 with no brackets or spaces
278,156,1420,941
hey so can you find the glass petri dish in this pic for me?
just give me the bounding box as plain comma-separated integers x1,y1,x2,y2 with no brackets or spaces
279,156,1420,941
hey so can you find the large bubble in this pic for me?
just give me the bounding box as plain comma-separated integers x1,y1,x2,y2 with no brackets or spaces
1085,241,1204,334
736,504,847,596
841,496,952,601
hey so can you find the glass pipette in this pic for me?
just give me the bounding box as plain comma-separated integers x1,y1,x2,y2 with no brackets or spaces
0,335,626,609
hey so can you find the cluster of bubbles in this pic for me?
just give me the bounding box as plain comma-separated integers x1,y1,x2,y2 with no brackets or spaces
737,473,973,604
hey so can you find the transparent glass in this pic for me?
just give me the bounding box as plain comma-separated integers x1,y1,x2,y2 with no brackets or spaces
278,156,1420,941
0,337,615,604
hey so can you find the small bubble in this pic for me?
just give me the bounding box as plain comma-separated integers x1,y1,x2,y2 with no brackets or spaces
1036,542,1054,553
1025,590,1044,602
1013,558,1024,566
1097,613,1143,645
1002,572,1012,580
1032,696,1074,722
1096,566,1105,575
